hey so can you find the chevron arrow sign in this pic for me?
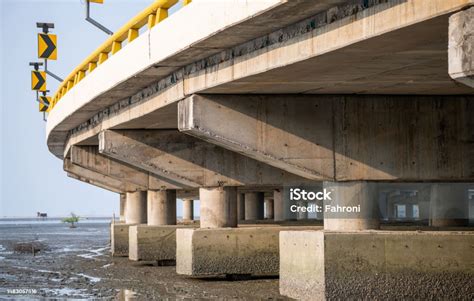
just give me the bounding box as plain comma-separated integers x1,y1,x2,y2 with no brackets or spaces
38,33,57,60
31,71,46,91
39,96,51,112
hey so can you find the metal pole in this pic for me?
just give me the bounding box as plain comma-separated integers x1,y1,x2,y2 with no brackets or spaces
44,59,63,82
85,0,113,35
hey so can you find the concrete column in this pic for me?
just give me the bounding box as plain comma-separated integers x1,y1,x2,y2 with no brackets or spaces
265,199,274,219
274,189,284,221
237,193,245,221
430,184,468,227
125,191,147,224
200,187,237,228
182,199,194,221
147,190,177,226
296,201,308,220
323,181,380,231
245,192,265,220
119,193,126,222
274,188,298,221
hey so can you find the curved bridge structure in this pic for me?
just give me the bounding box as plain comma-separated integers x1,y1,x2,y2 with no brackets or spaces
44,0,474,299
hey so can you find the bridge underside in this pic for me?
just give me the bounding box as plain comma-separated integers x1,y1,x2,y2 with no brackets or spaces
46,1,474,299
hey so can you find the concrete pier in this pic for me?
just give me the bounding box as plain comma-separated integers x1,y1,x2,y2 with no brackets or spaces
280,230,474,300
129,225,196,262
182,199,194,221
200,187,237,228
323,181,380,230
125,191,147,224
430,184,469,227
176,225,322,277
237,193,245,221
265,198,274,220
147,190,177,226
111,222,135,257
244,192,264,221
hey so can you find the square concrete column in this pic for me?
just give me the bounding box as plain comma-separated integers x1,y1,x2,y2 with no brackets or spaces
119,193,126,222
125,191,147,224
244,192,264,221
147,190,177,226
265,198,274,220
200,187,238,228
323,181,380,230
237,193,245,221
182,199,194,221
430,184,469,227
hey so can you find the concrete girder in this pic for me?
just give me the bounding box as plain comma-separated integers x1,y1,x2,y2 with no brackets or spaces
449,7,474,88
98,129,308,188
64,159,141,192
178,94,474,182
70,145,181,191
67,172,122,194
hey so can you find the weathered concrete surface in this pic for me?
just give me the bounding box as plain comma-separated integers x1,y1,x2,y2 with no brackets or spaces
176,226,322,277
244,192,265,221
180,94,474,181
265,198,274,220
449,7,474,87
280,230,474,300
111,222,137,257
125,191,147,224
49,0,474,159
65,159,139,193
129,225,195,262
323,181,380,230
147,190,177,226
99,130,308,187
200,187,237,228
273,189,297,221
179,95,333,180
67,172,122,194
70,145,181,190
182,199,194,221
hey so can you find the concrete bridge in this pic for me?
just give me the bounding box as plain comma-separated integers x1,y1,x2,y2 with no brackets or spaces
45,0,473,299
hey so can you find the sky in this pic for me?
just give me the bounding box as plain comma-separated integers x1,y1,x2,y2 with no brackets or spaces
0,0,190,218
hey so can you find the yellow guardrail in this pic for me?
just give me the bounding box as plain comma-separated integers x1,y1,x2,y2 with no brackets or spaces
50,0,192,111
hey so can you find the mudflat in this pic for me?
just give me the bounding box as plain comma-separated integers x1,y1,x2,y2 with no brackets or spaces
0,219,286,300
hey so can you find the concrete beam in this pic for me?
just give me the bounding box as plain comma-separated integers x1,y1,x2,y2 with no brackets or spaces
70,145,181,190
179,94,474,181
449,7,474,87
67,172,121,194
98,129,308,188
179,94,333,180
64,159,141,192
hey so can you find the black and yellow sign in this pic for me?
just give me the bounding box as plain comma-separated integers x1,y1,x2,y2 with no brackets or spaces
31,71,46,91
38,33,57,60
39,96,50,112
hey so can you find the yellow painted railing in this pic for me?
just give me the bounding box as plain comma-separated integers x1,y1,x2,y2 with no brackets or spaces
50,0,192,111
